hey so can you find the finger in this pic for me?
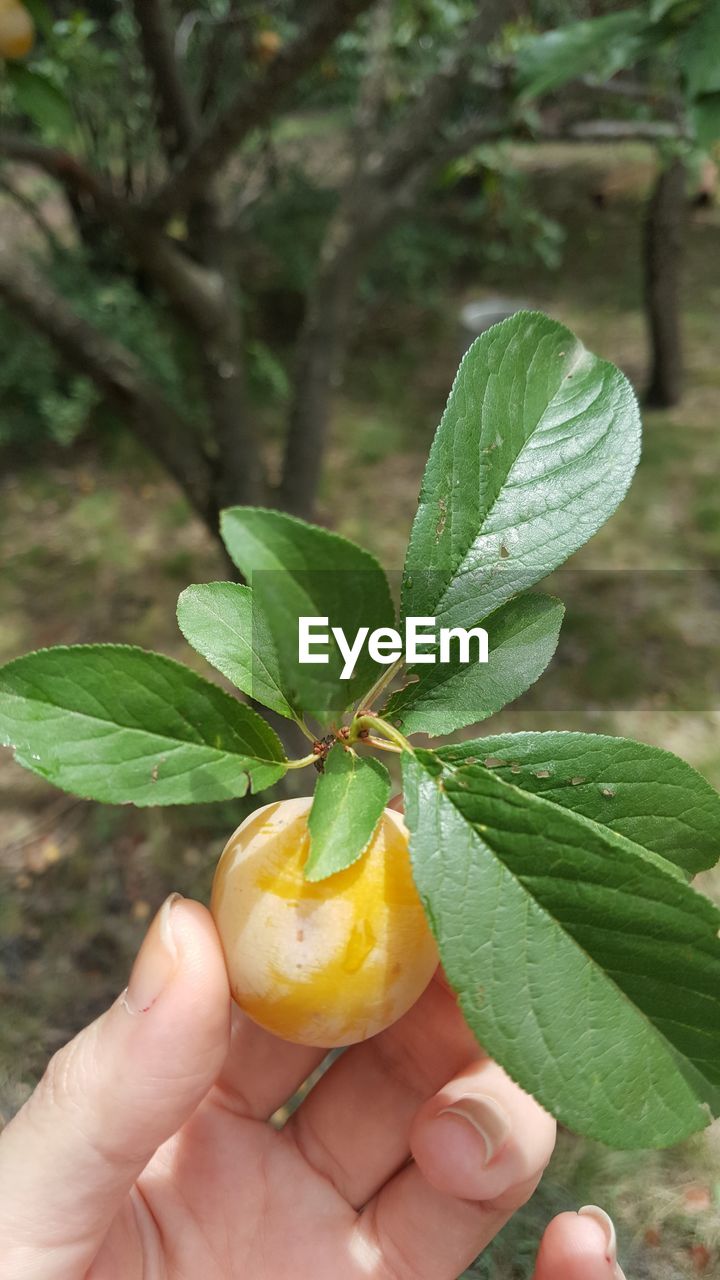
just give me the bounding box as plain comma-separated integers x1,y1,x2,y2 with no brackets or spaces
534,1208,626,1279
410,1059,556,1204
285,966,481,1205
0,895,229,1280
209,1003,326,1121
352,1062,555,1280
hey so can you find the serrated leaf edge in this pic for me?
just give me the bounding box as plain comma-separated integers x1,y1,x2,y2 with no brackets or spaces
404,753,720,1147
176,582,300,720
0,642,288,768
305,750,391,882
220,505,397,600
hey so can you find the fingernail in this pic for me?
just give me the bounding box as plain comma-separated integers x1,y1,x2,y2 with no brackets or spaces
579,1205,624,1277
123,893,182,1015
437,1094,511,1165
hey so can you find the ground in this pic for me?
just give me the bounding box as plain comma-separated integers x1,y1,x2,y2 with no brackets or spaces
1,143,719,1277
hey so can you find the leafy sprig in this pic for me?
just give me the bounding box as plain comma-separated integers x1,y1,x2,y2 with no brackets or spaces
2,311,719,1151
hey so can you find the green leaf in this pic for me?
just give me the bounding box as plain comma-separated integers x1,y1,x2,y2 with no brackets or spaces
649,0,687,18
383,594,564,737
305,746,391,881
435,731,720,877
177,581,300,722
23,0,53,36
403,750,720,1149
515,10,654,99
681,0,720,96
0,645,287,805
6,65,74,141
402,313,641,631
691,92,720,148
221,507,396,723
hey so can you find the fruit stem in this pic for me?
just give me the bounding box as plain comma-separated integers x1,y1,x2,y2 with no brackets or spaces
350,713,413,755
285,752,319,770
365,735,402,754
358,658,404,714
293,715,317,742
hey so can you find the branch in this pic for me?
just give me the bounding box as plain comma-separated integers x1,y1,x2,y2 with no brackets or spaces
0,174,64,256
148,0,377,218
557,118,684,142
579,75,682,111
368,5,513,191
378,110,684,217
393,113,684,201
0,250,215,525
0,133,227,336
377,115,509,217
0,133,104,195
353,0,393,147
130,0,197,158
293,6,514,317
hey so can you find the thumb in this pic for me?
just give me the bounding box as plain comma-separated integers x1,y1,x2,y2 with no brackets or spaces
0,894,229,1280
534,1207,626,1280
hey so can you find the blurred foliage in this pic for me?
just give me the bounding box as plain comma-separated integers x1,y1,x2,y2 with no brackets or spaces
0,243,290,449
1,0,716,458
0,248,186,450
0,1,569,453
362,160,564,305
0,138,565,452
242,168,334,295
0,326,96,449
1,5,153,157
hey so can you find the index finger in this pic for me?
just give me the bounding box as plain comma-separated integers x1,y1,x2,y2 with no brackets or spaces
534,1209,626,1279
209,1003,326,1121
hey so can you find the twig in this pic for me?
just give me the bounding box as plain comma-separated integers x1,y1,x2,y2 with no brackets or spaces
131,0,197,158
148,0,377,218
0,174,64,256
0,248,215,524
2,796,82,857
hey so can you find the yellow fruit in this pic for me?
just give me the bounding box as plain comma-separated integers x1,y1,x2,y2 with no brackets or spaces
211,798,438,1047
0,1,34,60
255,29,281,63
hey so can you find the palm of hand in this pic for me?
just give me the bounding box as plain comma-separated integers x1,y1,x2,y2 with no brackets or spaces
2,900,615,1280
91,973,544,1280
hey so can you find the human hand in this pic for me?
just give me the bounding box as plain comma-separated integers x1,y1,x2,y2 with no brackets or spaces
0,893,625,1280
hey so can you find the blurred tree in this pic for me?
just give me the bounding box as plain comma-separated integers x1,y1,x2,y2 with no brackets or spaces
644,154,686,407
514,0,720,408
0,0,517,537
0,0,717,536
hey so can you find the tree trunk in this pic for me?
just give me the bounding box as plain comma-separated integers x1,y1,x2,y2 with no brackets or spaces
643,157,685,408
187,194,267,517
278,212,367,519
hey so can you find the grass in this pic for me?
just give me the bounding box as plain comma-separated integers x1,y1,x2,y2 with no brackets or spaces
1,143,719,1276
